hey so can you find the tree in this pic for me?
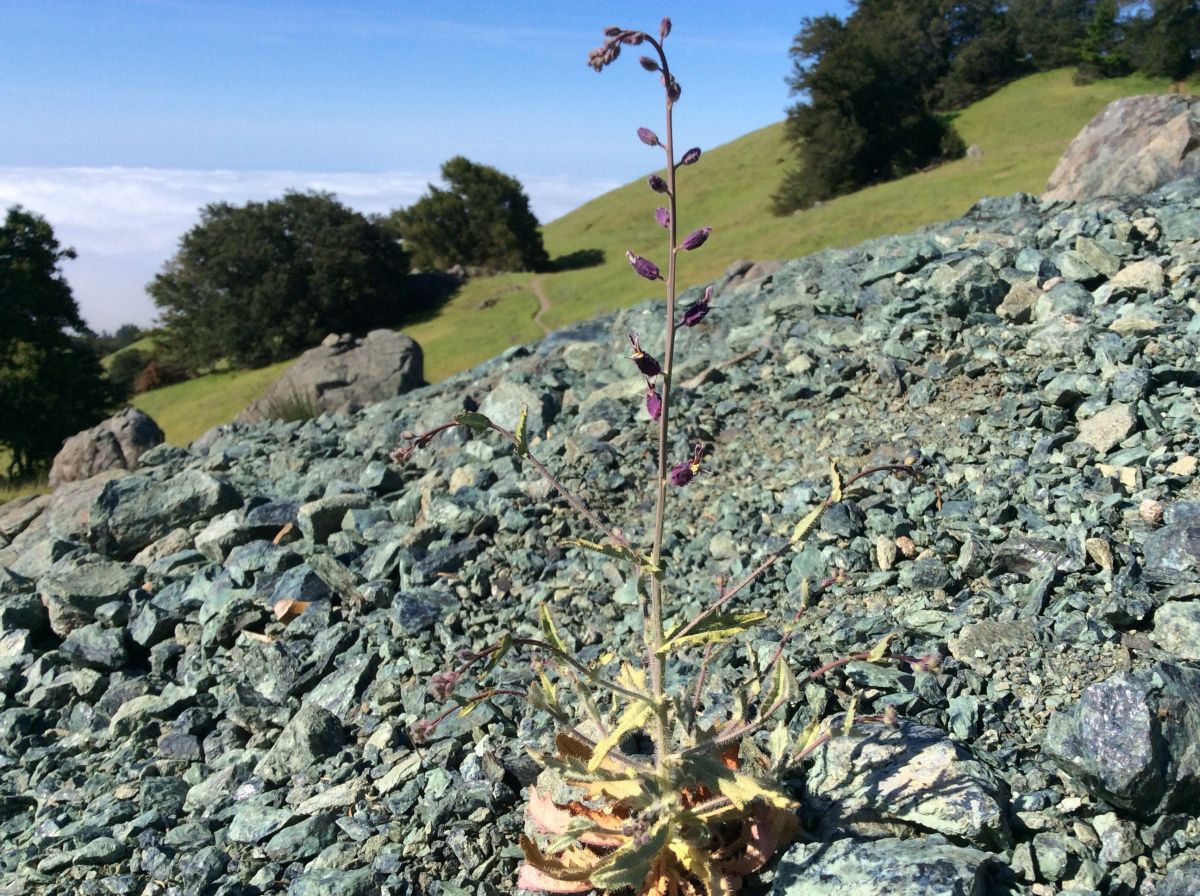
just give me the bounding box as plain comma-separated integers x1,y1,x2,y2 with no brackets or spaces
0,206,116,479
149,192,413,370
391,156,549,273
772,1,966,214
1076,0,1133,80
1128,0,1200,79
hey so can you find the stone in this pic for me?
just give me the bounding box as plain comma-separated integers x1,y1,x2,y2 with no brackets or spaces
48,407,165,489
804,717,1011,849
297,493,372,544
1044,662,1200,816
1044,94,1200,201
1151,601,1200,659
996,280,1040,322
770,835,998,896
38,555,144,636
1109,258,1166,293
254,703,345,782
87,471,241,558
1076,403,1137,454
239,329,424,422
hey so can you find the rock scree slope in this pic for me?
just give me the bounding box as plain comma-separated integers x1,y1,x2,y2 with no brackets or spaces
1,177,1200,895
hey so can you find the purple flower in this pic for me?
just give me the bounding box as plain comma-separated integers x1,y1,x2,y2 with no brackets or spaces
626,250,661,281
655,206,670,229
639,56,659,72
660,17,672,40
645,380,662,421
680,285,713,327
647,174,668,193
680,147,702,165
681,226,711,251
628,332,662,377
669,443,705,487
637,127,660,147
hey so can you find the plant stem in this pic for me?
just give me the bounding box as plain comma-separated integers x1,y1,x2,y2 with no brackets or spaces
645,35,674,769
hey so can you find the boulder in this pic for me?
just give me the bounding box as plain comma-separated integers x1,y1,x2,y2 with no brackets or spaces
1043,94,1200,202
238,330,424,422
47,407,165,489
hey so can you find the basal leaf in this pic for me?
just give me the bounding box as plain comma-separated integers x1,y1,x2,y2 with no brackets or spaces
587,818,671,889
715,768,797,812
659,610,768,655
588,698,653,772
453,411,493,432
767,720,790,771
519,834,608,883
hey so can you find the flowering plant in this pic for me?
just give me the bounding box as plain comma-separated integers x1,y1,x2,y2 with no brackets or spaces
394,17,916,895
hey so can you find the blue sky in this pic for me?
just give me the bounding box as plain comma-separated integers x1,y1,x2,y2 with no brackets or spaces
0,1,847,331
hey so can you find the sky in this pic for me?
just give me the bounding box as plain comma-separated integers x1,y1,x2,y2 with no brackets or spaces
0,0,849,333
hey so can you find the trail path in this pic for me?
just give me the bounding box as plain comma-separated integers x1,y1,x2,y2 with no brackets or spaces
530,277,553,337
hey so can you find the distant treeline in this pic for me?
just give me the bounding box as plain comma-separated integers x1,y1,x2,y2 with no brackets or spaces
773,0,1200,213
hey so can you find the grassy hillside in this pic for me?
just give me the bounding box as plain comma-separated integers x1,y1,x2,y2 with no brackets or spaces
126,68,1186,444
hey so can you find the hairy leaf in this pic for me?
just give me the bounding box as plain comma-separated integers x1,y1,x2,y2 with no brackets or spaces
588,698,652,772
540,604,569,654
866,631,895,662
515,404,530,458
660,610,767,654
587,818,671,889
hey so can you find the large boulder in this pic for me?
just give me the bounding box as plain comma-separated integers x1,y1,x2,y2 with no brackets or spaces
1043,94,1200,201
238,330,424,422
47,407,164,489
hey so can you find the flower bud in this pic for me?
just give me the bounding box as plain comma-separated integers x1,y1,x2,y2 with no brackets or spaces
626,250,661,281
427,670,461,700
680,285,713,327
628,332,662,378
655,206,670,229
637,127,660,147
665,76,681,102
660,17,672,40
645,380,662,421
669,443,705,486
621,30,644,45
604,26,622,36
680,147,702,165
681,226,712,251
647,174,668,193
639,56,659,72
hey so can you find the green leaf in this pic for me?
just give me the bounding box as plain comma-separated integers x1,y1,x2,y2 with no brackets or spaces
715,768,798,812
514,404,530,458
562,537,637,564
761,654,799,714
830,460,843,502
842,692,860,736
483,634,513,673
659,610,768,655
790,503,825,545
453,411,492,432
768,719,791,770
587,818,671,889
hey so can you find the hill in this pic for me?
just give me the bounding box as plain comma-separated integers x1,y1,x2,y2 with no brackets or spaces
124,68,1189,446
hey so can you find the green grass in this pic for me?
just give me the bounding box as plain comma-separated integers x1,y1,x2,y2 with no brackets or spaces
101,332,162,370
128,68,1190,447
130,359,294,446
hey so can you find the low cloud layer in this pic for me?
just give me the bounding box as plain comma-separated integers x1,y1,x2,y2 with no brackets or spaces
0,167,615,332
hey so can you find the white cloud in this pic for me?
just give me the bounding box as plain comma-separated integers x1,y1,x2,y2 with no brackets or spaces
0,167,615,332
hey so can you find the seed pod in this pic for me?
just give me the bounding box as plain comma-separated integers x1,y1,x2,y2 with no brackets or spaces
660,17,672,40
640,56,659,72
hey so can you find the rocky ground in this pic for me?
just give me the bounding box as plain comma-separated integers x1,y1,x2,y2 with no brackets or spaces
2,177,1200,896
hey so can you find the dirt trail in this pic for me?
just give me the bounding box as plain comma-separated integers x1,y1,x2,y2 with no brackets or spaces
530,277,553,337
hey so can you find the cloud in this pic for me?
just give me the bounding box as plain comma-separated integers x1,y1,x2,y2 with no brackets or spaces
0,167,615,332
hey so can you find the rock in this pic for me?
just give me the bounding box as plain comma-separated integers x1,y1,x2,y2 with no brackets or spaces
804,717,1011,849
1109,258,1167,293
996,280,1040,322
770,835,998,896
1043,94,1200,201
1076,402,1137,454
239,329,424,422
87,470,241,558
297,493,372,544
48,407,165,489
1044,662,1200,816
38,555,144,636
1151,601,1200,659
254,703,345,782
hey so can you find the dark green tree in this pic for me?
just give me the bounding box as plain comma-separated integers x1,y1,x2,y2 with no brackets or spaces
1128,0,1200,79
391,156,549,273
773,1,966,214
1007,0,1097,69
1077,0,1133,80
0,206,116,479
149,192,412,370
